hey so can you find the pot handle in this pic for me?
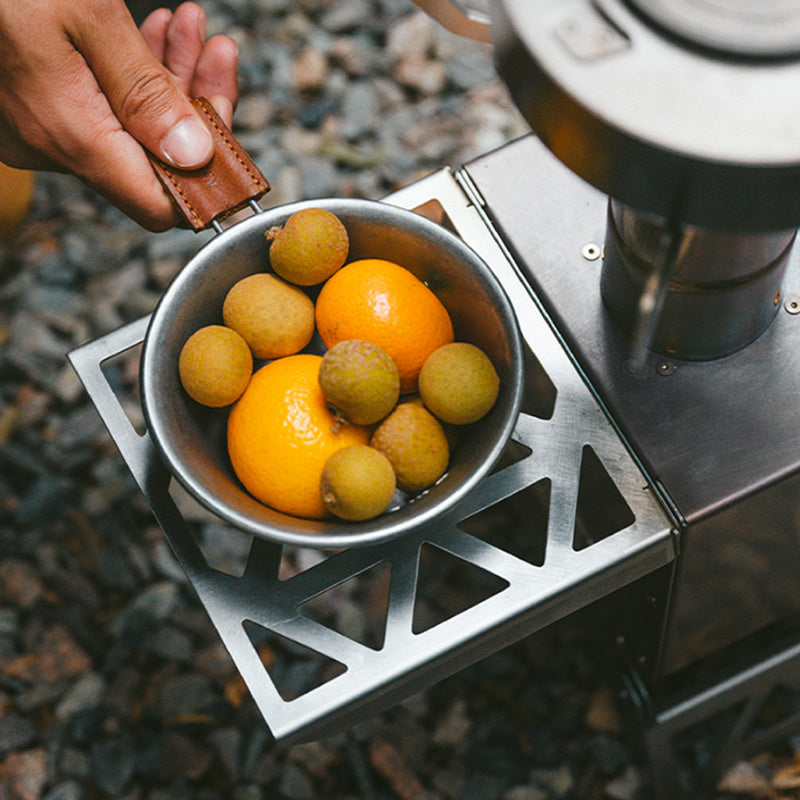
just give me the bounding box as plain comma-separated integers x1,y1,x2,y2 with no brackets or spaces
410,0,492,43
148,97,270,232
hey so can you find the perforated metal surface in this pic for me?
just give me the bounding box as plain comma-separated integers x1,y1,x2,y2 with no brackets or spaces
68,167,676,743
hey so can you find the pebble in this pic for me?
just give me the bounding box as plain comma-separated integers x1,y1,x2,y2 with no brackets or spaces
42,781,85,800
0,713,37,756
90,735,139,797
277,762,315,800
54,672,105,721
0,749,48,800
604,765,643,800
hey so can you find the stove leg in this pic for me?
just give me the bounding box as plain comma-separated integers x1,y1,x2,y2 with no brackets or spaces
623,633,800,798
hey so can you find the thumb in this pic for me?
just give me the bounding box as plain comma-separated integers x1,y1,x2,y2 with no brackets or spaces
71,4,214,169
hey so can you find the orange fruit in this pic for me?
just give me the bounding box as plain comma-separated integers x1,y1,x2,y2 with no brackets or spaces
227,353,370,520
315,259,454,394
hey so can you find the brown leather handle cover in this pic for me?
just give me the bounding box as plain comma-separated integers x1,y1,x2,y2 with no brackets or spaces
149,97,270,231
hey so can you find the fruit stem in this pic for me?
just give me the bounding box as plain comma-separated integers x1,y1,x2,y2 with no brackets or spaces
329,407,348,435
265,224,283,242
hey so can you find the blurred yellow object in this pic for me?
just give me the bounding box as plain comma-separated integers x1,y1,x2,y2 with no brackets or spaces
0,163,34,242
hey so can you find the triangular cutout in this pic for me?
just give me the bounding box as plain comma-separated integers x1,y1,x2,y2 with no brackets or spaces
412,543,509,634
520,343,557,420
242,620,347,701
573,446,635,550
100,343,146,435
458,478,550,567
489,437,533,475
298,560,391,651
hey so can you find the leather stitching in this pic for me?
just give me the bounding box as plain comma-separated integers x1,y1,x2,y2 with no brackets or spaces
197,100,266,190
161,171,203,227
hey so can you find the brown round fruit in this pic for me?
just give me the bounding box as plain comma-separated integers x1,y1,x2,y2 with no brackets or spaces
318,340,400,426
418,342,499,425
320,445,397,521
222,272,315,360
178,325,253,407
266,208,349,286
370,403,449,493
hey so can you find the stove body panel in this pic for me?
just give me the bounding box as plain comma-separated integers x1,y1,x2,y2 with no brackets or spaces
465,135,800,678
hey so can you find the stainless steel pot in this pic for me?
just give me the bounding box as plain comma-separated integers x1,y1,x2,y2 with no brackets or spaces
139,192,524,549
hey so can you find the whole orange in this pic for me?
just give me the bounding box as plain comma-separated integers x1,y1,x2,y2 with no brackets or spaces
227,353,370,520
315,259,454,393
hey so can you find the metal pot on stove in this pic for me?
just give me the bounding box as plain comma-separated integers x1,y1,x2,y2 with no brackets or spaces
138,99,524,550
412,0,800,363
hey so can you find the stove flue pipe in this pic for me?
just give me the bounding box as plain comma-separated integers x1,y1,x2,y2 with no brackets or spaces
412,0,800,360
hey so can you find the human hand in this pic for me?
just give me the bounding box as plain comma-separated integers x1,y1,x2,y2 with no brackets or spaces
0,1,239,231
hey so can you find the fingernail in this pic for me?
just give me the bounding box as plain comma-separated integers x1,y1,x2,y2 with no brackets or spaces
160,116,213,169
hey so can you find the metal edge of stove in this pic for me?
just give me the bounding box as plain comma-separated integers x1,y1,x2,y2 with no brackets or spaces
635,633,800,799
67,165,677,744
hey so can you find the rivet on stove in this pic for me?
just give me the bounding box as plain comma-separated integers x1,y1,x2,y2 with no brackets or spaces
656,361,675,376
785,297,800,315
582,243,601,261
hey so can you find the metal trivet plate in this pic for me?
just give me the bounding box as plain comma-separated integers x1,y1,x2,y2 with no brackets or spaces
68,166,676,743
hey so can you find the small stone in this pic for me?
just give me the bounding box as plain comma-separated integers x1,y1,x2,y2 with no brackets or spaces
42,781,86,800
1,624,91,684
58,747,91,781
145,625,194,663
432,698,471,747
0,748,48,800
193,642,236,680
277,762,315,800
604,766,643,800
111,582,181,635
717,759,771,794
234,95,275,131
288,741,337,778
55,672,105,721
0,713,37,756
15,681,71,714
330,36,370,76
338,81,380,140
91,735,138,797
368,737,438,800
0,559,44,608
320,0,372,32
537,765,574,797
386,11,434,60
207,727,242,782
584,685,623,734
293,47,328,92
14,476,73,527
587,734,630,775
157,732,213,781
393,53,447,95
51,365,84,405
158,673,219,723
0,607,19,636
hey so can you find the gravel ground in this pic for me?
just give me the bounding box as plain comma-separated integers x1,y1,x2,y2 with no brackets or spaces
2,1,800,799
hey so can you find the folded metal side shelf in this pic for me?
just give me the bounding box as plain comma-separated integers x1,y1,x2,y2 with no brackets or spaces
68,168,676,743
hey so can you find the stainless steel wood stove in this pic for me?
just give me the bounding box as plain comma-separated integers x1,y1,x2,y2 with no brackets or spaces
69,1,800,796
